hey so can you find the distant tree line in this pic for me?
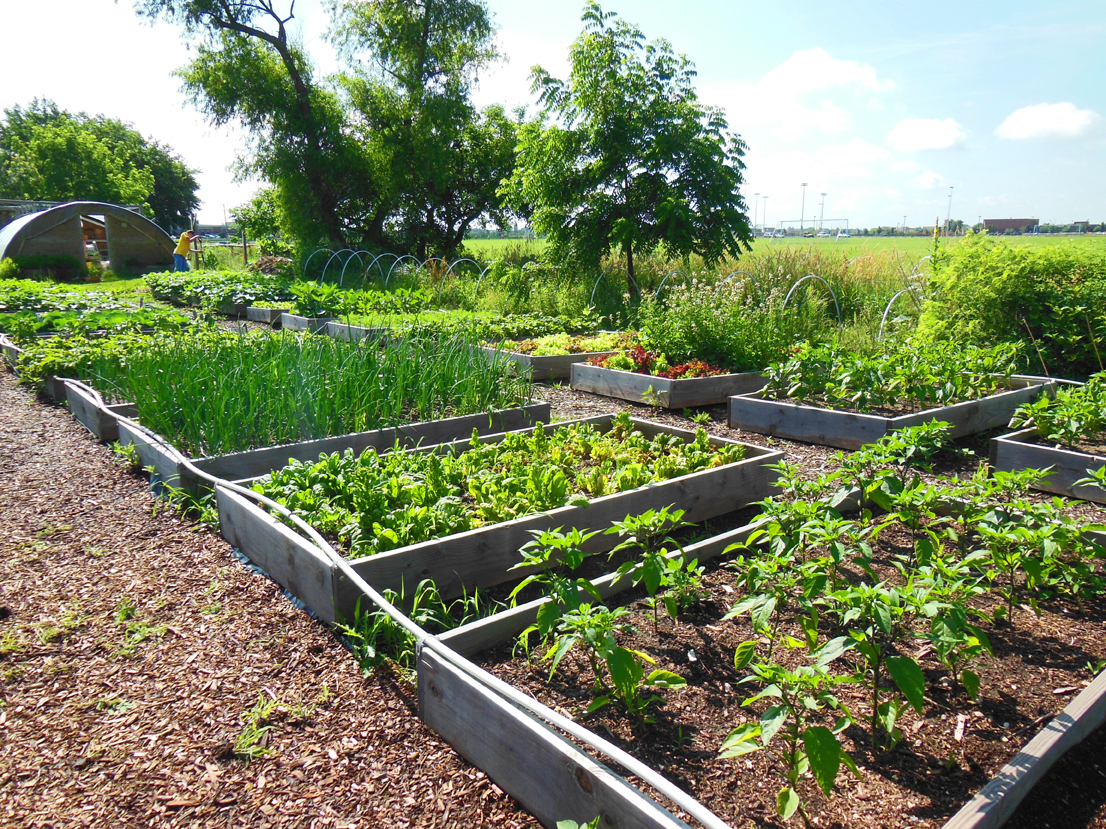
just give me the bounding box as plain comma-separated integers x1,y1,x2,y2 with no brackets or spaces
0,99,199,231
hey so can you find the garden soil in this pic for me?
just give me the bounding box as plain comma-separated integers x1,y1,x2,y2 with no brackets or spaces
0,373,536,829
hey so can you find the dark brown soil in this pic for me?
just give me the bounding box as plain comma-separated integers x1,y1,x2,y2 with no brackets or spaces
1024,431,1106,461
0,371,537,828
1005,721,1106,829
477,431,1106,828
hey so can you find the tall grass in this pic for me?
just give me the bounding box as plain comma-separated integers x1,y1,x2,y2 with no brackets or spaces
89,328,533,457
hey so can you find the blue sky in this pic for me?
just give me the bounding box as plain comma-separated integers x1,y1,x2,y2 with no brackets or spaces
4,0,1103,228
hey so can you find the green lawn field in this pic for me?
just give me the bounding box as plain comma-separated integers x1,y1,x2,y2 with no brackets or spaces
463,233,1106,263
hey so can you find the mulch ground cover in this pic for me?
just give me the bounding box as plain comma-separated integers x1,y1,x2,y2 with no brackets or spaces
0,372,537,829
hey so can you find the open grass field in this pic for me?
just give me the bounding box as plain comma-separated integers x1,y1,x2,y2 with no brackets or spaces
463,233,1106,263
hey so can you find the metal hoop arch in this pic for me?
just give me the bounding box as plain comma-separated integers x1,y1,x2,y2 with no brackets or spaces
321,249,356,283
473,264,495,296
372,253,399,283
590,266,637,307
301,248,333,279
338,250,368,288
877,287,924,342
438,258,482,304
385,254,420,288
782,274,842,322
909,255,932,280
656,270,688,295
718,270,754,287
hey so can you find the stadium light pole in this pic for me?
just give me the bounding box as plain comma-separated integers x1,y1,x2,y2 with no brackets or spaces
762,196,769,236
819,193,826,232
800,183,808,233
753,192,759,234
946,186,954,233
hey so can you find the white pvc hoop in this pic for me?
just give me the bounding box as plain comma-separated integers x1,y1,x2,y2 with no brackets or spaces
372,253,399,283
439,258,481,304
718,270,754,287
338,250,368,288
877,287,924,341
782,273,842,322
301,248,333,279
321,248,356,282
656,269,688,294
473,264,495,296
385,254,419,288
590,266,637,307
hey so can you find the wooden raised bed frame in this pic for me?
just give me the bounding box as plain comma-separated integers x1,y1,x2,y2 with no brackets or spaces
115,402,552,492
479,345,616,382
326,321,389,343
572,362,766,408
990,427,1106,504
246,306,285,326
216,415,782,623
279,312,332,333
728,376,1054,450
0,334,65,402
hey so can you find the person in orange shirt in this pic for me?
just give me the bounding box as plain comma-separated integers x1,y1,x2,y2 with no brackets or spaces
174,230,196,272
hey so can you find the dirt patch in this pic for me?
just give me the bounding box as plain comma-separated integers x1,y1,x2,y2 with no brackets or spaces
0,372,536,828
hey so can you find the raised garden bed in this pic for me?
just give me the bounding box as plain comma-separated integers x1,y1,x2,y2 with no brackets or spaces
116,402,552,492
990,427,1106,505
63,380,138,443
246,306,285,326
0,334,65,401
467,462,1106,829
729,376,1053,450
279,312,332,333
214,300,248,318
479,346,617,381
572,362,766,408
326,321,389,343
217,416,781,623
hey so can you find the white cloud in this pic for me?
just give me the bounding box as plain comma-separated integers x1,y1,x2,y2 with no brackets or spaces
995,102,1102,140
915,171,949,189
704,47,891,141
894,160,920,171
813,139,889,177
888,118,967,151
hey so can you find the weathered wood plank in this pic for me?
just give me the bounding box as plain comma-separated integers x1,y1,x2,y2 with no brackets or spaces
437,518,770,658
198,403,552,482
63,380,137,443
279,313,332,333
116,420,198,491
990,428,1106,504
246,306,285,325
479,346,616,381
729,379,1053,450
418,648,691,829
573,363,766,408
215,485,340,623
325,321,389,343
943,668,1106,829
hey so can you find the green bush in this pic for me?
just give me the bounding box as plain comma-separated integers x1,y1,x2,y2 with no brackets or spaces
9,254,88,282
917,234,1106,380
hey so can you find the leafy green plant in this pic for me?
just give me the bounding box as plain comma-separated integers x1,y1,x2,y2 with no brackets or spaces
1012,373,1106,449
606,506,692,631
234,693,279,760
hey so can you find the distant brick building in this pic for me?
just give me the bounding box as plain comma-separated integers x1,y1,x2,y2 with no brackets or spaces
983,218,1040,234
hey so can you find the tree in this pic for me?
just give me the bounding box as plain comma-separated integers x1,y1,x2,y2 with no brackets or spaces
231,186,292,255
0,99,199,230
499,2,752,297
136,0,515,256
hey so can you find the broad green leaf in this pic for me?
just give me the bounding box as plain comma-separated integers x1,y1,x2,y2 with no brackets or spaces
777,786,800,820
814,635,852,667
645,669,686,689
586,695,610,713
607,647,642,695
960,669,981,700
534,601,562,636
718,723,762,758
760,705,789,745
886,656,926,714
803,726,842,797
733,640,757,671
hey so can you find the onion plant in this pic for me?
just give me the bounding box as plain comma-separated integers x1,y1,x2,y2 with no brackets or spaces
87,327,532,457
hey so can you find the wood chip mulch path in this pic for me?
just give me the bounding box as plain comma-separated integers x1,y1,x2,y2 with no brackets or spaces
0,372,538,829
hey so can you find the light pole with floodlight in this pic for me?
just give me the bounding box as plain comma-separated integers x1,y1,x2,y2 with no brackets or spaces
753,192,759,234
819,193,826,232
946,186,954,234
800,183,808,234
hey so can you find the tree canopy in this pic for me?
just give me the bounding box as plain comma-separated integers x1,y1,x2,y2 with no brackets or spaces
136,0,515,256
0,99,200,230
499,2,752,294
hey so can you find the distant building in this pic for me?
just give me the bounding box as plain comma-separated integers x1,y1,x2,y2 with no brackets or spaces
983,218,1040,234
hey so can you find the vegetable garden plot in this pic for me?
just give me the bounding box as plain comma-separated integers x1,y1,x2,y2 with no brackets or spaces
279,312,332,333
728,341,1055,450
219,415,781,623
479,333,635,381
572,362,766,408
991,374,1106,505
0,334,65,401
470,448,1106,829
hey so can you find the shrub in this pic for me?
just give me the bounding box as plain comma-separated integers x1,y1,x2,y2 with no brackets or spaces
917,234,1106,380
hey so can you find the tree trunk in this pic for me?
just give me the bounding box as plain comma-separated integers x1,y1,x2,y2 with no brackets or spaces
625,243,640,302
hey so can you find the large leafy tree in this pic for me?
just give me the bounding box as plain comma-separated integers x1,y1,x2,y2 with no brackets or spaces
136,0,514,256
500,2,752,297
0,99,199,230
